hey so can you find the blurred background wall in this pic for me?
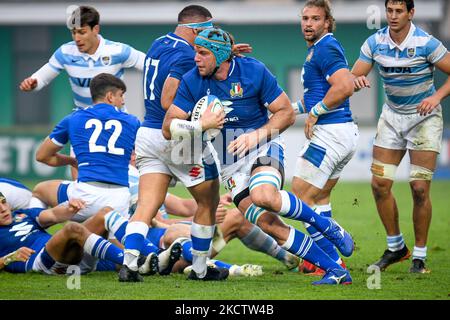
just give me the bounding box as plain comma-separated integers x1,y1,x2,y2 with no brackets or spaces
0,0,449,181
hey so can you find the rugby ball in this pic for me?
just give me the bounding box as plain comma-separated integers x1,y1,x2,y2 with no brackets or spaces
191,95,224,140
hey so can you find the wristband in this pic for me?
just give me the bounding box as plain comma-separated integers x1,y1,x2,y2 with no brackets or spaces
310,101,330,118
291,100,306,115
170,119,202,139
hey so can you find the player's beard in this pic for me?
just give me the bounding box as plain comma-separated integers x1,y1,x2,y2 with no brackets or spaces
303,26,326,43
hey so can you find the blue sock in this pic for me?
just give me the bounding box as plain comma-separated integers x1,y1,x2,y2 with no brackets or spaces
105,213,159,256
141,240,159,255
84,234,124,265
181,240,193,263
209,259,232,269
305,209,340,263
282,226,342,272
278,190,330,232
95,260,117,271
104,210,127,242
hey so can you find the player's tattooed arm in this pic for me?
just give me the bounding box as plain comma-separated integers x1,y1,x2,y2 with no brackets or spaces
0,247,36,270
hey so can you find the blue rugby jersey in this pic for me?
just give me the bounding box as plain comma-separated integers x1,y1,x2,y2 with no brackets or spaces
142,33,197,129
0,208,51,273
173,56,283,166
302,33,353,125
49,103,140,187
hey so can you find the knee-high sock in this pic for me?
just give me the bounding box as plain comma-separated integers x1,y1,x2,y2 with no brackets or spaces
105,211,159,256
84,234,123,265
190,222,215,278
281,226,342,272
278,190,331,232
123,221,148,271
304,204,341,263
240,224,289,263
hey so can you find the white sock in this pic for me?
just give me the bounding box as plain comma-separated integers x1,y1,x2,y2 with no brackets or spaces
412,246,427,261
191,222,215,278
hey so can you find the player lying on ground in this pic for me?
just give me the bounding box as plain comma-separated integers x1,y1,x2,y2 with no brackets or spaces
31,174,301,274
0,192,180,276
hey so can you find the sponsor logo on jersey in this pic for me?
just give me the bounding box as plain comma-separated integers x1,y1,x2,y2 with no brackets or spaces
101,55,112,66
382,66,412,73
224,116,239,123
230,82,243,98
407,47,416,58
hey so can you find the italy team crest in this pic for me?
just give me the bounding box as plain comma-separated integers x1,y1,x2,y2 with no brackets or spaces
14,213,27,223
306,48,314,62
225,177,236,191
407,47,416,58
230,82,243,98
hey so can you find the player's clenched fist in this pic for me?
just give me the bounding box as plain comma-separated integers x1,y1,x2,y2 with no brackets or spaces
19,77,38,91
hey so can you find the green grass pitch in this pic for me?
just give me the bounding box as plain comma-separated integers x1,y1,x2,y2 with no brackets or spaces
0,181,448,300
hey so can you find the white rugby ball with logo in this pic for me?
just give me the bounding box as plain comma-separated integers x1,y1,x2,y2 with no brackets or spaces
191,95,224,140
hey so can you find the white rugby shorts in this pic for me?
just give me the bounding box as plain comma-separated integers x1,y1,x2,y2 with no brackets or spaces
294,122,359,189
374,104,443,153
135,127,219,188
221,137,286,201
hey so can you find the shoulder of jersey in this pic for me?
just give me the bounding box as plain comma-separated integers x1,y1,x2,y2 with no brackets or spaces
182,65,201,79
413,26,432,38
237,56,265,69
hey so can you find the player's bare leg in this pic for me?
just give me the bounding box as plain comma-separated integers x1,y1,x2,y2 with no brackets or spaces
371,146,411,270
32,180,64,208
408,150,437,273
44,221,125,275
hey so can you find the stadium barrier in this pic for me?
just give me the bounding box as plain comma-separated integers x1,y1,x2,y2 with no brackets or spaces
0,128,449,181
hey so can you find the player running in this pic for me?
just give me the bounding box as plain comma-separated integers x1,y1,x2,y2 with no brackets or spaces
163,27,354,285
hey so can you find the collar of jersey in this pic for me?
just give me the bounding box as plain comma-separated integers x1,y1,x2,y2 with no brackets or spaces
386,23,416,51
91,102,120,111
312,33,333,47
80,35,105,61
167,32,191,48
228,58,236,77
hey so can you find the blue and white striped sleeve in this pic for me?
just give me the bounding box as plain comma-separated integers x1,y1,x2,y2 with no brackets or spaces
359,35,376,64
48,47,65,71
426,36,448,64
122,44,145,71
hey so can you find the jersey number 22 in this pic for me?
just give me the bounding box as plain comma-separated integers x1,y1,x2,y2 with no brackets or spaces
85,119,124,155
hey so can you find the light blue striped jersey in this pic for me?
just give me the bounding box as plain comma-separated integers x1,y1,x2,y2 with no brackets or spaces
359,24,448,114
48,35,144,109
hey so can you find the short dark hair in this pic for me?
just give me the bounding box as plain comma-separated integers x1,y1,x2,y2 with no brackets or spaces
178,5,212,23
304,0,336,33
90,73,126,102
69,5,100,29
385,0,415,12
